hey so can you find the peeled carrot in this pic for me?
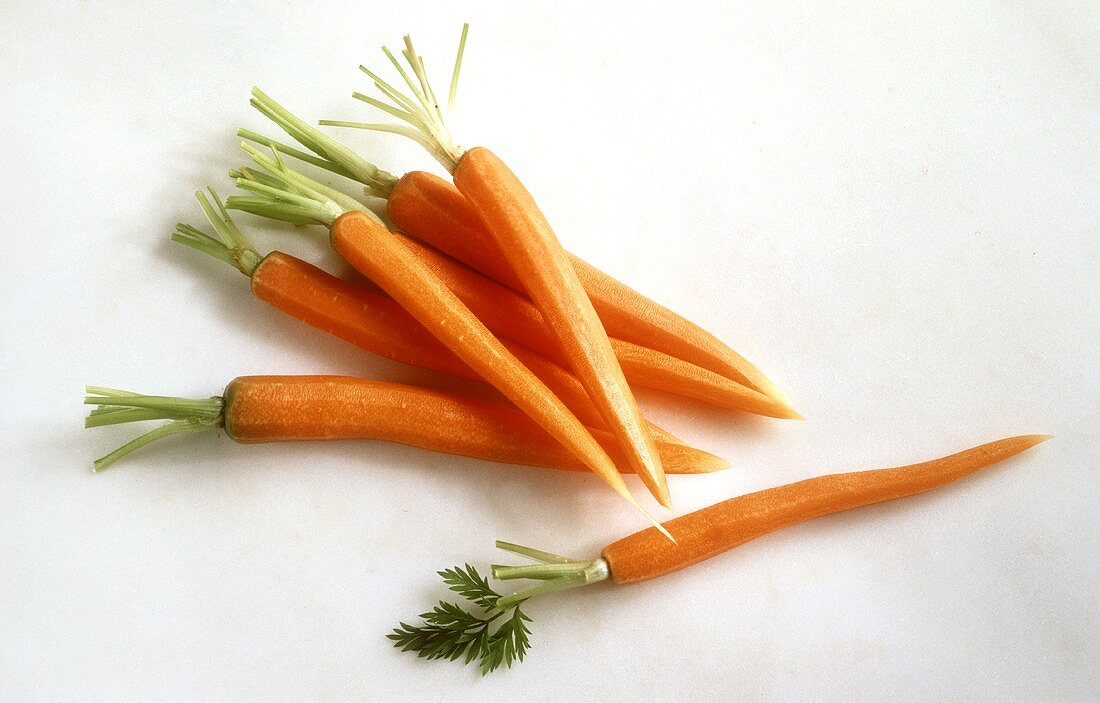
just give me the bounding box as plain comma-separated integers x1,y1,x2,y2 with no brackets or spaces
83,376,727,474
178,182,670,531
395,434,1048,671
326,209,657,518
449,148,670,506
495,435,1050,599
226,160,793,423
601,434,1050,582
315,35,670,508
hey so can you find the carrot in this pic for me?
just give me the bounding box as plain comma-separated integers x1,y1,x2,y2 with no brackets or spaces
175,189,684,450
599,434,1050,583
83,376,727,474
316,30,672,508
176,186,671,534
391,435,1049,672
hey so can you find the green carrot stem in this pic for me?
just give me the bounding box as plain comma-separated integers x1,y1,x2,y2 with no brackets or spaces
248,87,398,197
172,190,263,276
236,128,356,180
93,420,213,472
84,387,225,471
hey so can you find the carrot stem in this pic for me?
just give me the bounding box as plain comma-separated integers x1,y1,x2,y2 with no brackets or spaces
323,28,467,171
247,87,398,197
236,128,356,180
84,387,224,470
171,190,262,277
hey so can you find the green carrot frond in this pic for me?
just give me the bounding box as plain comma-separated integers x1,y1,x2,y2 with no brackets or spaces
440,564,499,610
236,128,357,181
225,143,379,229
172,189,263,276
389,562,531,675
248,88,398,197
84,387,224,471
322,24,469,173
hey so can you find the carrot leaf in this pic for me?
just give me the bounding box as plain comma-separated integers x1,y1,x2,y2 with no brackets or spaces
389,563,532,675
439,563,499,610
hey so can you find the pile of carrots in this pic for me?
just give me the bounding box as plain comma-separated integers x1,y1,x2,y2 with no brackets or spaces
87,27,1047,674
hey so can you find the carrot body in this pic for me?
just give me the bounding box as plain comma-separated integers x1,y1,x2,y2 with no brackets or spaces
400,233,798,419
221,376,724,473
328,211,640,507
452,147,669,507
249,251,679,443
602,435,1050,583
251,251,470,379
388,170,786,402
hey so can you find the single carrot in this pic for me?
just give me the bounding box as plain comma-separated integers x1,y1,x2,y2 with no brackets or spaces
174,189,684,449
599,434,1050,583
83,376,727,474
317,30,672,508
391,435,1049,672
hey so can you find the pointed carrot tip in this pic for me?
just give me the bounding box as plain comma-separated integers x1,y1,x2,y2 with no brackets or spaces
654,489,673,510
701,453,732,473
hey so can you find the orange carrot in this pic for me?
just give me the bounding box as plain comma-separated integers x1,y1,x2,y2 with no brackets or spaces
394,434,1048,671
314,35,671,508
181,180,667,529
601,435,1050,582
225,162,791,423
327,209,646,511
83,376,727,474
497,435,1051,597
449,148,669,505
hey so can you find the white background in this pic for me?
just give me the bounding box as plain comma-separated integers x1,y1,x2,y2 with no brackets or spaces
2,1,1098,700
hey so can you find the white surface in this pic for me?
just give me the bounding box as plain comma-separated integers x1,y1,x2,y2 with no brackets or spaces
2,1,1098,700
